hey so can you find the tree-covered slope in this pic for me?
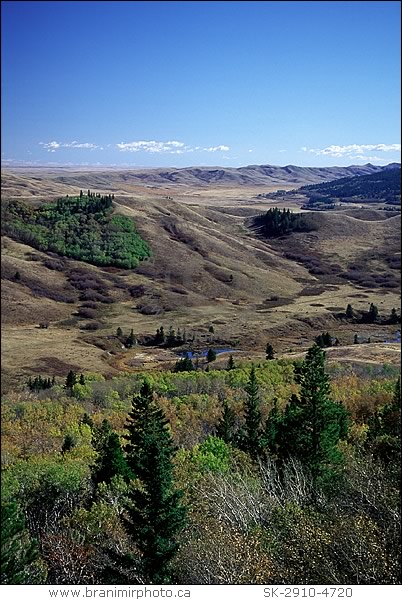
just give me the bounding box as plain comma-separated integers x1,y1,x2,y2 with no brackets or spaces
300,166,401,205
1,192,151,269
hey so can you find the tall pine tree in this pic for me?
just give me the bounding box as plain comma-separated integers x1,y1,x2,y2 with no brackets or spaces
346,303,354,319
263,397,281,453
65,370,77,390
367,377,401,466
1,502,46,584
226,354,235,370
277,345,349,488
123,381,187,583
216,399,236,444
240,366,263,458
91,420,132,487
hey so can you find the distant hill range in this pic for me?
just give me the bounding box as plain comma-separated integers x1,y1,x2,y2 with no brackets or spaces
2,162,400,194
299,164,401,206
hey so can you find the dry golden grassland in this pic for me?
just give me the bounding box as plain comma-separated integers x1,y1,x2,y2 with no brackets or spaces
1,170,400,390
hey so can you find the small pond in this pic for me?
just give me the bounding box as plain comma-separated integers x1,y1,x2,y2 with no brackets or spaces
178,348,240,359
384,330,401,344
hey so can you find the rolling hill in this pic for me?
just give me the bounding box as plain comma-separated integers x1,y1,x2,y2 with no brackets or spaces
1,162,394,197
1,179,400,392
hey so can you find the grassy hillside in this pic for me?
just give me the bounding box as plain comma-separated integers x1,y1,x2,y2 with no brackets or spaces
1,191,400,392
1,162,391,194
248,209,400,290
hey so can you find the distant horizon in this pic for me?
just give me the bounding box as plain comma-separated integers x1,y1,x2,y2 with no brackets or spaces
2,145,401,171
1,160,400,172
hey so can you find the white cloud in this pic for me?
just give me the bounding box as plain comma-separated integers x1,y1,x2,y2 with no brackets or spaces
40,140,102,151
116,140,230,154
68,141,102,149
204,145,230,152
40,141,60,150
301,143,401,158
116,140,186,153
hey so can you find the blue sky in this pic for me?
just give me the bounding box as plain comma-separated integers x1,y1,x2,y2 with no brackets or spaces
1,0,401,168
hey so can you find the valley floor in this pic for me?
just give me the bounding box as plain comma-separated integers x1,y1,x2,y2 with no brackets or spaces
1,175,400,390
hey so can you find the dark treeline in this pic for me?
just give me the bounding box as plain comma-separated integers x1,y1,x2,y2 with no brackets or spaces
27,375,56,392
252,207,315,237
300,167,401,206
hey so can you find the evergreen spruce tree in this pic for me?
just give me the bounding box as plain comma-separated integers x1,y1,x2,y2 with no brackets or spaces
241,366,263,458
166,326,176,347
123,381,187,583
346,303,354,319
91,420,131,487
65,370,77,390
354,333,359,344
1,502,46,584
262,397,281,453
126,329,136,348
81,412,94,429
390,308,400,324
315,332,332,348
394,376,401,406
216,399,236,444
277,345,349,488
206,348,217,363
61,433,76,454
368,303,379,323
227,354,235,370
380,376,401,439
266,343,275,360
155,326,165,344
116,327,123,338
173,355,194,372
367,377,401,467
